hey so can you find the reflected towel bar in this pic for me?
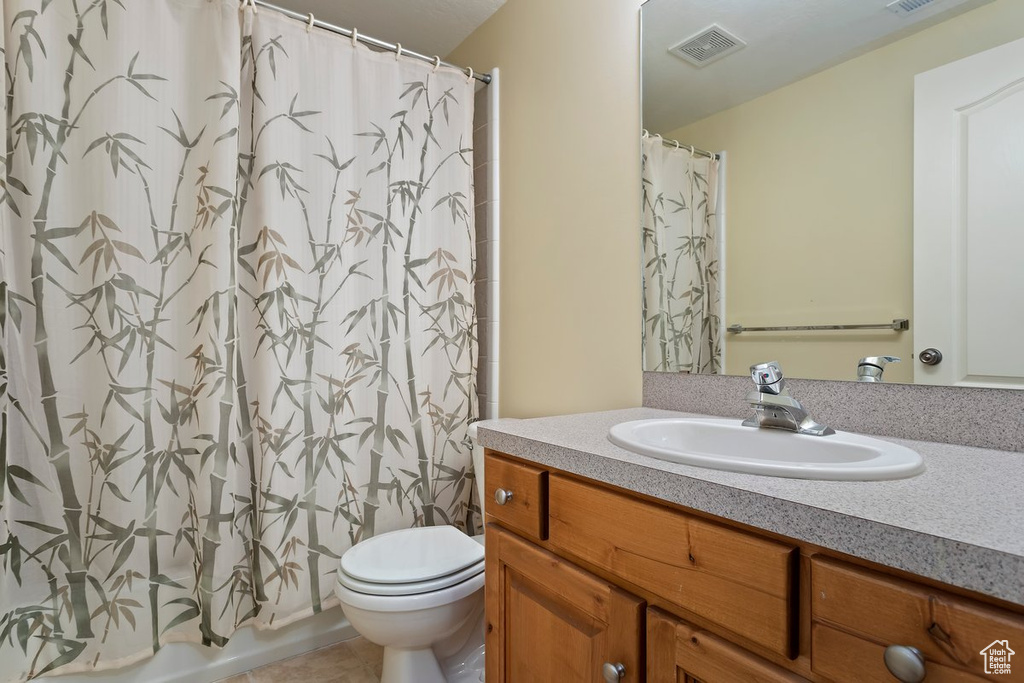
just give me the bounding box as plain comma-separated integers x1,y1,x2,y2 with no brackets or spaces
727,319,910,334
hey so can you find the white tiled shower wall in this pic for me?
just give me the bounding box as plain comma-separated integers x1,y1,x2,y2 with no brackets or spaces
474,70,499,420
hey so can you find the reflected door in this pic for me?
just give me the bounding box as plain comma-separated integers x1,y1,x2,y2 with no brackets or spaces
914,36,1024,388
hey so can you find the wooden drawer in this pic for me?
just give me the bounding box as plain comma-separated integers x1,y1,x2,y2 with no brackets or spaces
812,623,987,682
547,474,798,658
811,556,1024,681
648,608,808,683
484,452,548,541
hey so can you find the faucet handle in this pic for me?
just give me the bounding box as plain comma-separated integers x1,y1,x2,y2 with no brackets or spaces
750,361,785,392
859,356,901,368
857,356,901,382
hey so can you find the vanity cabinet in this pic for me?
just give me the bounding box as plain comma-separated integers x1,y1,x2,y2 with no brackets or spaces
484,451,1024,682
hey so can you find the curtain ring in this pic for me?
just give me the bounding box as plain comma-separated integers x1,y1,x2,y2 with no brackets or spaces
395,43,402,60
351,28,358,47
306,13,315,32
432,56,441,71
689,145,696,158
674,140,680,149
642,129,649,139
466,66,474,82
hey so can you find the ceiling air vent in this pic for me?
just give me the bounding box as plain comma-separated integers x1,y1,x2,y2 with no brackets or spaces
669,25,746,68
886,0,945,16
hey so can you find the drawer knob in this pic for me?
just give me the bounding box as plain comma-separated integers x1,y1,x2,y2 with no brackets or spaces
494,488,513,505
602,662,626,682
884,645,926,683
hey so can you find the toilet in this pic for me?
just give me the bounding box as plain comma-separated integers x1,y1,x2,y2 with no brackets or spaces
335,426,488,683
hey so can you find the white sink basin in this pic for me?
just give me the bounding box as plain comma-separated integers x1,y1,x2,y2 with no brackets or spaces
608,418,924,481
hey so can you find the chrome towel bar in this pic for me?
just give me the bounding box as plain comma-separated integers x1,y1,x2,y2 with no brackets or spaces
727,319,910,334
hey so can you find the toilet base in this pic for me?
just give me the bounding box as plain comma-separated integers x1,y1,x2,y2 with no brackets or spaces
379,605,485,683
438,609,486,682
382,645,446,683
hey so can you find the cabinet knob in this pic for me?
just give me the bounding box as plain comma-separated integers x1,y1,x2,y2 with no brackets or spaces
884,645,926,683
494,488,513,505
601,662,626,682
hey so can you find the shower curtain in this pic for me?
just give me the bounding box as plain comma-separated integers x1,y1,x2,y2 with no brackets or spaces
641,136,721,374
0,2,477,680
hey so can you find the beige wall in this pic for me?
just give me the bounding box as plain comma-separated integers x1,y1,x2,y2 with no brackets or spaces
449,0,643,417
670,0,1024,383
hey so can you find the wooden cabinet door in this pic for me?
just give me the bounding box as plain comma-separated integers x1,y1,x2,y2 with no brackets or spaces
486,524,644,683
647,608,808,683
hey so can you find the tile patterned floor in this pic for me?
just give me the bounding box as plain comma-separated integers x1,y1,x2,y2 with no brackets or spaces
217,637,383,682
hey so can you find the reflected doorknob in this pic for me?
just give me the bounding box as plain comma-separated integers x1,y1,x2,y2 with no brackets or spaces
918,348,943,365
602,662,626,682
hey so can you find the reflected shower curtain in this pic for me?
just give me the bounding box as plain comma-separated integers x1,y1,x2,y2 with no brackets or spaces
0,2,477,680
641,136,721,374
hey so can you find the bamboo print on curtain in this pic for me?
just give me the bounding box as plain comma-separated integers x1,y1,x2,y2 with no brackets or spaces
641,136,721,374
0,2,477,680
238,11,477,621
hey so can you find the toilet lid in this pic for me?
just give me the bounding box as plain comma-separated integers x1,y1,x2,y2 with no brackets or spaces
337,558,484,596
340,526,485,584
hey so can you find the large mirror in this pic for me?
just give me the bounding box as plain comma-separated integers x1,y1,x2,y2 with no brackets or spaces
640,0,1024,388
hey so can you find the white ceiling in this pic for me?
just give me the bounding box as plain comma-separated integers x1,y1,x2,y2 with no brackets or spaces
643,0,995,133
270,0,505,58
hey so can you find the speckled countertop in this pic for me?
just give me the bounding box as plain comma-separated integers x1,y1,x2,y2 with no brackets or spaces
476,407,1024,605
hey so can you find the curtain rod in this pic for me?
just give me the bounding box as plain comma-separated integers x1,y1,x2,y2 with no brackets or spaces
250,0,492,84
642,130,718,161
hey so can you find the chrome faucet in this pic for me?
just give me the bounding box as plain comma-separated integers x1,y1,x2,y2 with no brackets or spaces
856,356,900,382
742,361,834,436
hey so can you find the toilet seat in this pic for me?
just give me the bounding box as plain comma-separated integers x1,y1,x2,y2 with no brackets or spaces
336,567,485,613
337,558,484,596
341,526,485,584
